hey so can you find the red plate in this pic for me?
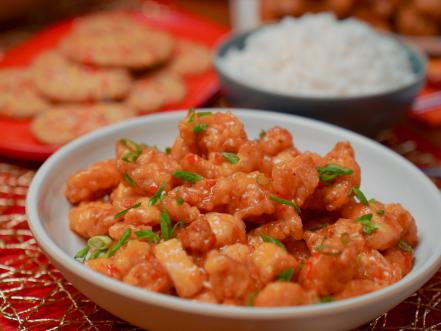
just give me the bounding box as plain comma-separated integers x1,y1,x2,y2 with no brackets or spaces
0,8,229,161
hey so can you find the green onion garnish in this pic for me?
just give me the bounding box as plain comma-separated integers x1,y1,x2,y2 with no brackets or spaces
176,197,184,205
171,220,185,238
123,172,136,187
197,111,212,117
314,236,342,255
340,232,350,245
276,267,294,282
376,209,385,215
172,170,203,183
369,198,376,204
320,296,335,303
308,223,329,232
106,228,131,257
187,108,196,123
165,147,172,154
135,229,160,244
260,233,286,251
356,213,378,235
193,123,208,133
259,130,266,138
270,196,301,213
246,291,259,307
317,164,353,183
87,235,112,250
88,249,106,260
222,152,240,164
148,182,166,206
74,246,89,262
160,210,172,241
114,202,141,219
120,138,142,163
351,187,369,205
397,240,413,253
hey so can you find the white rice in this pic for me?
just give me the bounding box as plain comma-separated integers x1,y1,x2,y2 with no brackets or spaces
220,14,417,97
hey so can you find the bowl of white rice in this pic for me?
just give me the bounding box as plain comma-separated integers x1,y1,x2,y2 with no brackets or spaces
215,14,426,136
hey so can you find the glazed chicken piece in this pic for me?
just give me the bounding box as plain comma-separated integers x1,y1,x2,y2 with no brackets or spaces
65,160,121,204
204,250,256,304
271,153,320,207
154,239,205,298
254,282,315,307
252,242,298,283
174,111,248,156
69,201,118,238
306,141,361,211
116,143,180,194
300,218,365,295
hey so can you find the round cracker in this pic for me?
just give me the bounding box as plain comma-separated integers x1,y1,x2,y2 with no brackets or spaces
168,39,212,76
31,51,132,102
31,103,135,145
0,68,49,119
127,72,186,113
59,17,175,69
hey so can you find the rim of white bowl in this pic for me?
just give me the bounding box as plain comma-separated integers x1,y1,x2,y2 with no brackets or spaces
27,108,441,319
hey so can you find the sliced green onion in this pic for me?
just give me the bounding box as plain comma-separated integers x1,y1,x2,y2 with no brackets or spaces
106,228,131,257
120,138,142,163
270,196,301,213
276,267,294,282
320,296,335,303
259,129,266,138
340,232,350,245
222,152,240,164
176,197,185,205
148,182,166,206
135,229,160,244
160,210,173,241
171,220,186,238
114,202,141,219
314,236,342,256
376,209,385,215
123,172,136,187
308,223,329,232
356,213,378,235
317,164,353,183
74,246,89,262
246,291,259,307
172,170,203,183
369,198,377,204
87,235,112,250
397,240,413,253
197,111,212,117
193,123,208,133
260,233,286,251
187,108,196,123
351,187,369,205
88,249,106,260
256,174,271,186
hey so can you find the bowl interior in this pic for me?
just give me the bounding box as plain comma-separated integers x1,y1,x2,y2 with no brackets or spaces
29,109,441,315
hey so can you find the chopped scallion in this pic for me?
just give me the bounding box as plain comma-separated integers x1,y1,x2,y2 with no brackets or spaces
123,172,136,187
356,213,378,234
87,235,112,250
114,202,141,219
222,152,240,164
172,170,203,183
317,164,353,183
270,196,301,213
276,267,294,282
148,182,166,206
260,233,286,251
135,229,160,244
106,228,131,257
351,187,369,205
193,123,208,133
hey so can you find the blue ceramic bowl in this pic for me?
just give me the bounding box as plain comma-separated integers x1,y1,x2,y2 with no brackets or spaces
214,28,427,136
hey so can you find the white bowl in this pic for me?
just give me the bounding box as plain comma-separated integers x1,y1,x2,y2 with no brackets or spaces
26,109,441,331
